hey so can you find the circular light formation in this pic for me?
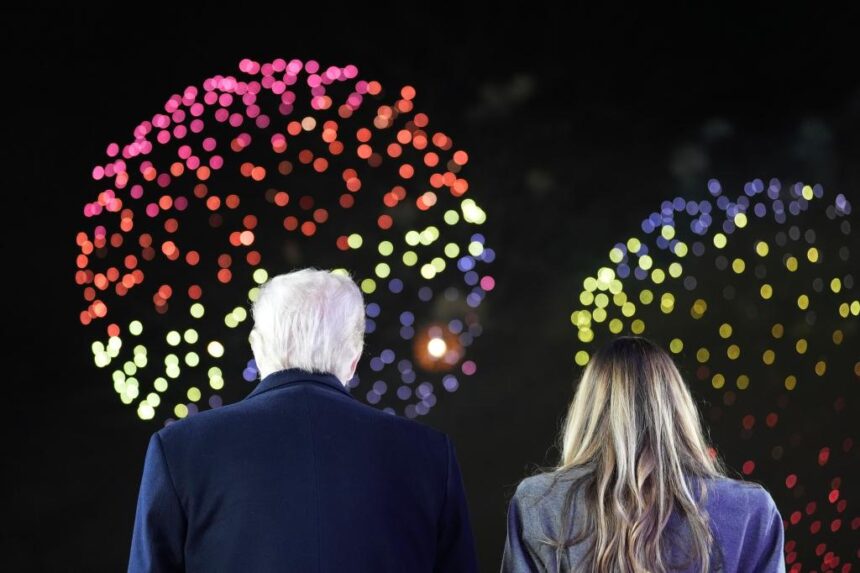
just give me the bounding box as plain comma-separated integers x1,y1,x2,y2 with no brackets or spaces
569,179,857,568
76,58,494,423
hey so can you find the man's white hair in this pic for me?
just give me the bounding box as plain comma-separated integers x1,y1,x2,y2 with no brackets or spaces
249,268,365,384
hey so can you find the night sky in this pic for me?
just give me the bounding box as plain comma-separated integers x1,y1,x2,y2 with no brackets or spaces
4,5,859,570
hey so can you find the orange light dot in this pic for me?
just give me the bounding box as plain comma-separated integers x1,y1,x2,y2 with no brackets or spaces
399,164,415,179
301,221,317,236
217,268,232,284
251,166,266,181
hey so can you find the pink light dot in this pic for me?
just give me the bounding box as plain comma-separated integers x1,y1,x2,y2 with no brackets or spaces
174,196,188,211
255,115,270,129
92,166,105,180
480,276,496,291
287,59,303,74
237,133,252,146
305,60,319,74
209,155,224,169
242,92,257,106
204,91,218,105
462,361,477,376
156,173,171,188
173,125,187,138
202,137,217,152
214,108,229,122
307,74,321,88
218,93,233,107
104,164,115,177
344,65,358,78
246,104,260,118
272,58,286,71
186,156,200,170
157,130,171,144
272,81,286,95
145,203,159,217
178,145,192,160
190,102,205,116
190,119,204,133
106,143,119,157
261,63,274,77
355,81,368,94
130,185,144,199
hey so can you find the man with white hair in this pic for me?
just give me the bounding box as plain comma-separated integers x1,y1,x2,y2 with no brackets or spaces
128,268,479,572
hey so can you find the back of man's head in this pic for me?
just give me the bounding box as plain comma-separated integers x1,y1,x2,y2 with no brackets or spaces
249,268,365,384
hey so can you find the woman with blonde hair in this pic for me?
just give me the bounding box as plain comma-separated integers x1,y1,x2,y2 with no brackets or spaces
501,336,785,572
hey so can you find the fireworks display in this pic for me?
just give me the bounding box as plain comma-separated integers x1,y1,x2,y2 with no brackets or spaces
75,58,494,423
569,179,857,568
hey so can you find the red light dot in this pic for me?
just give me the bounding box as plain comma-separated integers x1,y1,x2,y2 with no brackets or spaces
785,474,797,488
742,460,755,475
399,164,414,179
301,221,316,236
339,194,354,208
217,268,232,283
378,214,393,229
188,285,202,299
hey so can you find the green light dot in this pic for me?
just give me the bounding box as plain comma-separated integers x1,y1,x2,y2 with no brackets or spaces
190,303,205,318
187,387,202,402
669,338,684,353
233,307,248,321
253,268,269,284
225,314,239,328
183,329,199,344
444,243,460,258
154,377,168,392
174,403,188,418
574,350,590,366
129,320,143,336
146,392,161,407
444,209,459,225
248,287,260,302
137,403,155,420
402,251,418,266
431,257,445,272
609,247,624,263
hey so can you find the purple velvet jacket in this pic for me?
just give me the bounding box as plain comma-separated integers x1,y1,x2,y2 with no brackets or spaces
501,468,786,572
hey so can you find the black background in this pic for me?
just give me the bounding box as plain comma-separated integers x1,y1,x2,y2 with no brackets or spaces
3,5,859,571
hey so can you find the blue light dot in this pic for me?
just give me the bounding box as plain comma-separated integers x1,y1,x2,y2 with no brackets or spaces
388,278,403,293
366,302,380,318
418,287,433,302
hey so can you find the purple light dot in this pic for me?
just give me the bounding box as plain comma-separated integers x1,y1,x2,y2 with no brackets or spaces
365,318,376,334
443,375,459,392
380,349,395,364
372,380,388,394
369,357,385,371
461,361,477,376
388,278,404,293
399,326,414,340
208,395,223,409
397,386,412,400
707,179,722,195
418,287,433,302
400,311,414,326
366,302,380,318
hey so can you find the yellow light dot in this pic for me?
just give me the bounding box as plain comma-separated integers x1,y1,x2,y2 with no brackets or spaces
638,255,653,270
402,251,417,266
583,277,598,292
609,318,623,333
762,349,775,365
594,293,609,308
574,350,590,366
727,344,740,360
154,377,168,392
190,303,205,318
579,291,595,305
806,247,819,263
209,376,224,390
207,341,225,358
760,284,773,299
347,233,363,249
784,375,797,391
830,278,842,293
185,352,200,367
832,329,843,345
719,323,733,338
734,212,748,228
621,302,636,317
375,263,391,278
795,339,807,354
253,268,269,284
578,328,595,342
669,338,684,353
802,185,814,199
797,294,809,310
660,293,674,314
129,320,143,335
378,241,394,256
674,242,688,257
626,237,641,253
420,264,436,279
785,256,798,272
711,373,725,389
814,360,826,376
444,243,460,258
651,268,666,284
443,210,459,225
631,319,645,334
593,308,607,322
691,298,708,319
361,278,377,293
668,262,683,278
771,323,784,338
137,403,155,420
696,348,710,363
609,247,624,263
732,258,745,273
187,387,201,402
431,257,446,272
755,241,769,257
174,404,188,418
166,331,181,346
713,233,727,249
661,225,675,240
736,375,749,390
639,289,654,304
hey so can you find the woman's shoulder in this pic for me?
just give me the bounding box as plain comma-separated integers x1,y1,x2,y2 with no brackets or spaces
701,475,779,509
513,466,591,504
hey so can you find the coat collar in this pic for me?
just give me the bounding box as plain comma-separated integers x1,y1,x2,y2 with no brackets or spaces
243,367,353,401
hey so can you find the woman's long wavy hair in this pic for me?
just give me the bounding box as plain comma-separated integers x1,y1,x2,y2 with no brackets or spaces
551,336,731,572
